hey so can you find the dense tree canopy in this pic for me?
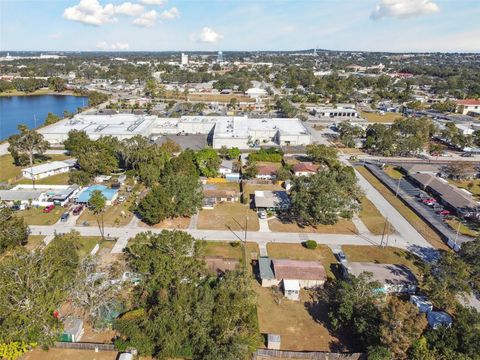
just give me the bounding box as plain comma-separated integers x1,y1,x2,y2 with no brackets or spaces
116,231,259,359
0,208,28,254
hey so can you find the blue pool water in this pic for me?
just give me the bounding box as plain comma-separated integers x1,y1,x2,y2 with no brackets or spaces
0,95,88,140
77,185,118,203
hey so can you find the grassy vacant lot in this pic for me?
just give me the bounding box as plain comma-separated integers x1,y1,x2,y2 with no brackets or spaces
24,235,46,251
360,110,404,123
445,218,478,238
339,147,365,155
356,166,449,250
0,154,72,183
77,202,133,227
198,202,260,231
267,243,337,278
204,181,240,192
359,196,394,235
342,245,424,278
201,240,259,268
23,349,118,360
255,283,344,351
383,165,404,180
268,217,357,235
243,183,284,204
76,236,103,257
448,179,480,198
16,207,63,225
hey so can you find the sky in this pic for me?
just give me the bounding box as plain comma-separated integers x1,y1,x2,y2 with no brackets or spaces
0,0,479,52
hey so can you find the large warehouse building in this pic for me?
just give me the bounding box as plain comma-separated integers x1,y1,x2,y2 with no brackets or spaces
40,114,312,149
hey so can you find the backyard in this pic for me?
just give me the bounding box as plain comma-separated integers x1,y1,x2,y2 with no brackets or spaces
198,202,260,231
266,243,337,278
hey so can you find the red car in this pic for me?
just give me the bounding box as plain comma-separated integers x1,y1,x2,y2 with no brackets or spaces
43,204,55,213
72,205,84,216
422,198,437,204
439,210,451,216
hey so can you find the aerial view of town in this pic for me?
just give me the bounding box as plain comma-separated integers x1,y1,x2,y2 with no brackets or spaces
0,0,479,359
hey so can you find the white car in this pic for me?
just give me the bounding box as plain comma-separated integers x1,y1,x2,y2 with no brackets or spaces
258,210,267,219
118,196,127,202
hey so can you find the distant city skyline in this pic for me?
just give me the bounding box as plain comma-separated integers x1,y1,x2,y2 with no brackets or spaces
1,0,479,53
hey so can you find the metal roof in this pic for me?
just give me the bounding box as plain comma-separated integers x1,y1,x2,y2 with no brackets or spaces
259,257,275,279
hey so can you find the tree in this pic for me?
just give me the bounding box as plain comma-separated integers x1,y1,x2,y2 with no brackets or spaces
88,190,106,239
441,162,476,180
64,130,91,156
137,174,203,225
243,162,258,179
195,148,221,177
306,144,339,167
48,77,66,92
338,122,364,148
380,297,427,359
8,125,49,188
459,238,480,292
0,233,79,345
327,272,383,349
227,147,240,160
44,112,61,126
290,166,361,226
218,146,228,159
0,208,28,254
367,345,391,360
116,231,260,359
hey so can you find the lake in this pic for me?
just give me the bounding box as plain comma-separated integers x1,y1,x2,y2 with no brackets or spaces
0,95,88,140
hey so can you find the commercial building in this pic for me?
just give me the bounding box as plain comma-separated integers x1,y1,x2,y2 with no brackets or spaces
22,159,76,180
41,114,312,149
310,106,360,122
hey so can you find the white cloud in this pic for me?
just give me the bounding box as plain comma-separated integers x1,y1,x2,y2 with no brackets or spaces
139,0,167,5
48,33,62,39
63,0,146,26
195,27,224,44
114,2,144,16
96,41,130,50
159,7,179,20
371,0,439,20
133,10,158,27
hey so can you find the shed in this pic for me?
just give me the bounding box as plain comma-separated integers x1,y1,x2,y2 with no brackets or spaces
267,334,281,350
428,311,453,329
283,279,300,301
410,295,433,313
60,318,84,342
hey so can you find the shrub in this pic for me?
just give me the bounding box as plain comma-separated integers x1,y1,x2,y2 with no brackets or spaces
230,241,240,248
304,240,317,249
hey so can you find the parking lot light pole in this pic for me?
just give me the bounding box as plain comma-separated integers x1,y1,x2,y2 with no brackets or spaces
395,178,402,197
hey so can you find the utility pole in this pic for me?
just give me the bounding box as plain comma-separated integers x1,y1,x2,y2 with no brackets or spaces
395,178,401,197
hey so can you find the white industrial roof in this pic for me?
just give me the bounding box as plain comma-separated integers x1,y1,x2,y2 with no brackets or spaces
22,160,76,175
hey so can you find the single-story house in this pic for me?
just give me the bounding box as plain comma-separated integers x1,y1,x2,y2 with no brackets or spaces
456,99,480,115
410,295,433,313
254,190,290,211
219,160,234,176
259,257,327,300
343,262,418,294
22,159,76,180
256,165,278,180
428,311,453,329
203,189,239,207
0,184,80,208
409,173,480,218
293,162,319,177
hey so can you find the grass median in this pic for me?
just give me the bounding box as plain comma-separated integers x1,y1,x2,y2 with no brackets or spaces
356,166,449,250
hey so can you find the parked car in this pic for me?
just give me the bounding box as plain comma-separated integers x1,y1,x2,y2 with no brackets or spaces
422,198,437,205
461,152,473,157
258,210,267,219
72,205,84,216
118,196,127,203
335,251,347,263
438,210,451,216
43,204,55,213
60,212,70,222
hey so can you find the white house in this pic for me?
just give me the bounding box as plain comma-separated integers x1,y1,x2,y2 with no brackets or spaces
292,162,319,177
456,99,480,115
0,184,80,208
245,87,267,99
22,159,76,180
219,160,234,176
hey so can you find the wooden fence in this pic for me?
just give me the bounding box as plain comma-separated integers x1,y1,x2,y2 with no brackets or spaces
253,349,365,360
53,342,116,351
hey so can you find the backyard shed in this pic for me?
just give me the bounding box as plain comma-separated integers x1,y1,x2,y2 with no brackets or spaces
283,279,300,301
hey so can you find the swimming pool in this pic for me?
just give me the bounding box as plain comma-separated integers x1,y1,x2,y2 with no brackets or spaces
76,185,118,204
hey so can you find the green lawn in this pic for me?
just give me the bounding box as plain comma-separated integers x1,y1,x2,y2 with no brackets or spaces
15,207,63,225
16,172,70,185
383,165,404,180
359,196,393,235
76,236,103,257
342,245,424,278
447,179,480,198
25,235,46,251
445,218,478,238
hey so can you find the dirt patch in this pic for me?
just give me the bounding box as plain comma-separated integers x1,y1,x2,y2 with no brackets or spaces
140,216,190,229
23,348,118,360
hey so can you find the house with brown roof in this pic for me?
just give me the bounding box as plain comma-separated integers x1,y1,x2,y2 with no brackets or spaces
202,189,239,209
292,162,319,177
456,99,480,115
258,257,327,300
255,165,278,180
